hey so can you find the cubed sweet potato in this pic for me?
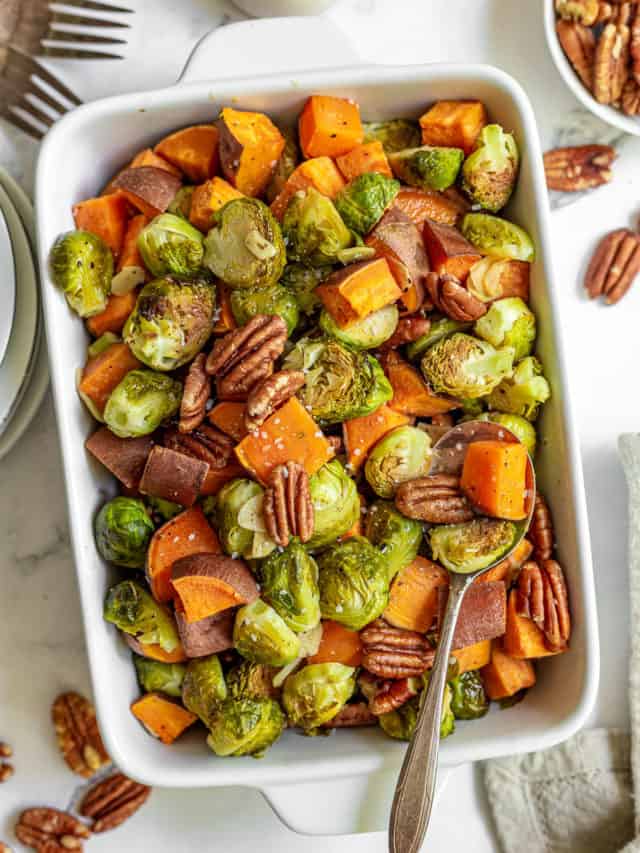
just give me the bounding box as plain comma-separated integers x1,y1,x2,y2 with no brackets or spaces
111,167,182,219
189,178,244,232
78,342,141,415
336,141,392,181
130,148,182,177
316,258,402,328
85,290,139,339
503,589,564,659
423,218,482,281
130,693,197,744
217,107,285,197
299,95,364,159
73,192,130,259
393,187,465,229
85,427,152,490
383,351,458,417
384,557,449,633
343,404,412,471
208,401,248,442
124,633,188,664
452,640,491,674
308,621,363,667
481,642,536,700
419,100,487,155
461,440,528,521
270,156,345,220
365,208,430,294
172,553,259,623
175,608,235,658
154,125,220,183
139,446,209,507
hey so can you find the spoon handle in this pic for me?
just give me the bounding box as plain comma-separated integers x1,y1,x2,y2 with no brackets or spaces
388,571,471,853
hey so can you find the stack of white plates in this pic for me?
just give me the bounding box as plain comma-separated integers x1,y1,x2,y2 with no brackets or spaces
0,169,49,461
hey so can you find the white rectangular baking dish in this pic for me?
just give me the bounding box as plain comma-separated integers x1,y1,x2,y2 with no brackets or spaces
35,17,599,834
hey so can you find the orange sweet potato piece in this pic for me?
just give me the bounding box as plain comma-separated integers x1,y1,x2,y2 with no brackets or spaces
172,553,259,623
117,214,148,273
234,397,333,485
423,218,482,281
130,693,197,744
189,178,244,232
477,538,533,585
217,108,285,197
146,506,221,603
393,188,464,228
124,633,188,663
270,156,345,220
299,95,364,159
78,342,141,414
365,208,430,295
316,258,402,328
212,282,238,334
155,125,220,183
343,404,412,471
85,290,138,339
481,642,536,700
503,590,564,659
200,460,246,497
111,167,182,219
452,640,491,674
176,609,235,658
461,440,528,521
208,401,247,442
384,557,449,633
73,192,130,258
383,351,458,417
419,100,487,155
336,141,392,180
307,620,363,667
130,148,182,177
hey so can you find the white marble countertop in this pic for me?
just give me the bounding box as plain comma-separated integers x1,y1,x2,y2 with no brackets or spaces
1,0,639,850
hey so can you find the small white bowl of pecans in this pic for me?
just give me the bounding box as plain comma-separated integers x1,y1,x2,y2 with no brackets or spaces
544,0,640,136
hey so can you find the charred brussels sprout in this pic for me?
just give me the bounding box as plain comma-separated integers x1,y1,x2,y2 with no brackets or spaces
473,297,536,361
134,655,186,698
319,303,398,350
182,655,227,724
94,496,154,568
280,263,329,316
363,119,421,154
260,540,321,634
103,369,181,438
167,186,195,220
282,188,353,265
123,278,215,371
227,661,279,700
461,213,535,263
487,356,551,421
389,146,464,192
317,537,389,630
50,230,112,318
334,173,400,235
234,599,301,667
466,412,537,456
207,696,285,757
420,333,514,399
203,198,285,289
230,285,299,336
365,426,432,499
461,124,519,213
282,663,355,731
379,694,419,740
206,479,276,560
104,580,180,653
137,213,205,279
283,338,392,425
449,670,489,720
430,518,517,574
307,460,361,549
406,317,471,362
365,500,423,581
266,127,299,204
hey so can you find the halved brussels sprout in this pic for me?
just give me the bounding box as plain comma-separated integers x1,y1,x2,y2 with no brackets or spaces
365,500,423,582
260,540,321,634
50,230,112,318
420,333,514,399
466,412,537,455
282,662,355,731
205,479,276,561
282,187,353,265
230,285,299,336
449,670,489,720
137,213,205,279
461,213,535,263
389,146,464,191
487,356,551,421
103,369,182,438
429,518,518,574
473,297,535,361
167,185,195,220
203,198,286,289
364,426,432,499
104,580,179,652
363,119,421,154
379,684,455,740
226,661,279,700
94,496,154,568
319,303,399,350
207,696,285,757
133,655,186,698
317,537,389,630
307,460,361,549
123,278,216,371
461,124,519,213
181,654,227,724
233,599,301,667
280,263,330,316
406,317,471,362
334,173,400,235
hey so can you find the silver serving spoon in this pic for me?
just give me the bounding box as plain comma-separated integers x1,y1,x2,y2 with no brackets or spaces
388,420,536,853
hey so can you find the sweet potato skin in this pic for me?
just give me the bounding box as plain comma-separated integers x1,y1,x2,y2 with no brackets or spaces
172,553,259,622
365,207,430,294
84,427,152,490
111,167,182,219
437,581,507,649
176,608,235,658
393,188,463,229
423,217,482,281
139,446,209,508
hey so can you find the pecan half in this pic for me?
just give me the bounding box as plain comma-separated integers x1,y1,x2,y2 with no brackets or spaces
80,772,151,833
15,808,90,853
594,23,630,104
0,763,13,783
380,316,431,350
360,619,435,679
596,2,615,24
584,227,640,304
622,76,640,112
515,560,545,626
322,702,378,728
556,0,600,25
52,692,109,779
165,423,235,470
557,19,596,88
244,370,305,433
528,493,554,560
632,3,640,80
543,145,615,191
515,559,571,651
425,272,487,322
395,475,475,524
327,434,344,454
179,353,210,433
263,461,314,546
369,677,419,716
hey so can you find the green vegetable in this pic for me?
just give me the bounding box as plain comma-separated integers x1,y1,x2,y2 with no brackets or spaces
226,661,278,700
364,426,432,499
473,297,536,361
282,663,355,731
182,655,227,724
334,173,400,235
319,303,398,350
317,537,389,631
363,119,421,154
104,580,179,653
282,187,353,265
123,278,216,371
429,518,518,574
466,412,537,455
365,500,423,582
205,479,276,561
167,186,195,220
449,670,489,720
260,540,321,634
280,263,329,316
146,496,183,524
461,124,519,213
266,126,299,204
88,332,120,358
137,213,204,279
133,655,186,698
207,696,285,757
103,369,181,438
440,683,455,738
379,694,419,740
50,230,112,318
406,317,471,362
94,496,154,568
203,198,286,289
461,213,535,262
230,284,299,336
487,356,551,421
233,599,301,667
307,460,361,549
389,146,464,192
420,332,514,399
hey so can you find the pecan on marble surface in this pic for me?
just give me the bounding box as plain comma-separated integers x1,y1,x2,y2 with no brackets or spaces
543,144,615,191
15,808,90,853
51,692,109,779
80,772,151,833
584,227,640,304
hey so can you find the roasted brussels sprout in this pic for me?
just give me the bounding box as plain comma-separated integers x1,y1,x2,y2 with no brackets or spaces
467,412,537,455
317,537,389,630
104,580,180,652
363,119,421,154
280,263,329,316
234,599,301,667
307,460,361,549
230,285,299,336
103,369,181,438
379,694,419,740
449,670,489,720
420,333,514,399
282,663,355,731
461,213,535,263
182,654,227,724
461,124,519,213
440,682,455,738
167,185,195,220
319,303,399,351
50,230,112,318
406,317,471,362
94,496,154,568
88,331,120,358
282,187,353,265
207,696,285,757
389,146,464,192
487,356,551,420
134,655,186,698
265,126,299,204
146,496,183,524
473,297,536,361
283,338,392,425
226,661,279,700
334,173,400,235
365,500,423,581
123,278,216,371
364,426,432,499
137,213,205,279
204,198,285,289
429,518,517,573
206,479,276,560
260,540,321,634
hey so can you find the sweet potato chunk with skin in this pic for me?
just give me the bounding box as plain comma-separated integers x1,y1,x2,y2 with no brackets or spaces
384,557,450,633
131,693,197,744
155,125,220,183
139,446,209,507
217,107,285,198
208,401,247,442
299,95,364,159
73,192,129,259
461,440,528,521
316,258,402,329
437,581,507,649
172,553,259,623
189,178,244,232
383,351,458,418
481,642,536,700
124,633,188,663
365,208,430,294
423,218,482,281
336,141,393,180
85,427,152,490
393,188,463,228
503,590,564,659
343,405,412,471
111,167,182,219
307,620,363,667
130,148,182,177
270,156,345,220
176,608,235,658
419,100,487,155
452,640,491,674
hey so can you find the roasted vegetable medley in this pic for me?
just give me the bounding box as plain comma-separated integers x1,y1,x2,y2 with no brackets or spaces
54,95,571,757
